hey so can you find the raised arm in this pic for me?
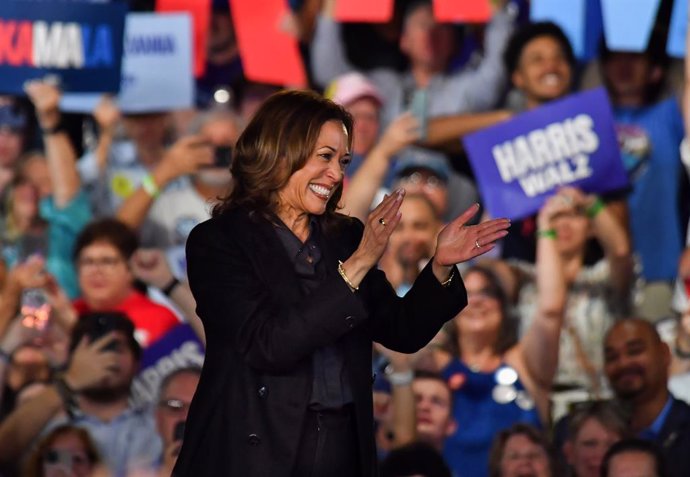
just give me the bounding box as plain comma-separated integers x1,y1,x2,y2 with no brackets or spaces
559,187,633,297
92,95,121,176
517,195,567,393
310,0,357,87
115,135,212,230
24,81,80,208
342,113,420,220
130,249,206,345
446,2,515,112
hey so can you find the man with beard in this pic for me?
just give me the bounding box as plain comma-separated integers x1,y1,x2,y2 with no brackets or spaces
603,318,690,477
0,312,161,477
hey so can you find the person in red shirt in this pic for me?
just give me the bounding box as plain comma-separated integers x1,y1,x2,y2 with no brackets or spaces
70,218,180,348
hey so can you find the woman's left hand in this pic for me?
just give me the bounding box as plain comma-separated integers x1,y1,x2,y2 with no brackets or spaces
432,204,511,269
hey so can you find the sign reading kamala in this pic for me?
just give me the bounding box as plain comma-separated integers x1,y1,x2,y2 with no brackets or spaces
0,1,126,94
463,88,628,220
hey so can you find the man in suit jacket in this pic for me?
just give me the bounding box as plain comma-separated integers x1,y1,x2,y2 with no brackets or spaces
603,318,690,477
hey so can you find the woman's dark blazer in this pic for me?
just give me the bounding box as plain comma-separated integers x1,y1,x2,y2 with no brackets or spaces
173,206,467,477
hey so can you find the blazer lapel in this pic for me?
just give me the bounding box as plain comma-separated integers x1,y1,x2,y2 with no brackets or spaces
228,208,302,305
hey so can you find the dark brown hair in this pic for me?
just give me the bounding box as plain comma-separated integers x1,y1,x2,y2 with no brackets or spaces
488,423,554,477
73,218,138,262
22,425,101,477
443,264,517,357
212,89,353,223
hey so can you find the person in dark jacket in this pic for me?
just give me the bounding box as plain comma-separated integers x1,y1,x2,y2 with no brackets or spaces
174,90,510,477
603,319,690,477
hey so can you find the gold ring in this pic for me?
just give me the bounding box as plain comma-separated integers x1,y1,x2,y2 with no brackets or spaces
475,240,481,249
379,218,387,226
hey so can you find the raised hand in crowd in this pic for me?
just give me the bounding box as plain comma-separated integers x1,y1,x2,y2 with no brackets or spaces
343,112,420,221
62,332,124,393
130,249,205,344
93,95,122,174
24,79,82,208
0,255,48,337
116,135,213,229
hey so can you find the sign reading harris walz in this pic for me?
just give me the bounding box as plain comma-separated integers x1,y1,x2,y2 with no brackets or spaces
463,87,629,220
0,1,126,94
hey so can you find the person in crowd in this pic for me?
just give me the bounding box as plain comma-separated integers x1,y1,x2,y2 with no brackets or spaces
1,81,94,299
488,423,554,477
78,98,213,218
379,441,452,477
379,193,441,295
562,402,626,477
151,367,201,477
67,219,180,349
117,109,240,255
0,97,32,193
22,424,102,477
655,276,690,404
424,22,628,262
600,439,667,477
0,312,161,476
411,371,457,453
311,0,515,129
495,186,633,417
600,34,686,320
427,192,568,477
174,90,510,477
603,319,690,477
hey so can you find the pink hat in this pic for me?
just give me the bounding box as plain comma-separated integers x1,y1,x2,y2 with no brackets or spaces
325,72,384,107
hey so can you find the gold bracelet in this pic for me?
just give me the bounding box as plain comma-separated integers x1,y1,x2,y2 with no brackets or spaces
441,268,455,287
337,260,359,292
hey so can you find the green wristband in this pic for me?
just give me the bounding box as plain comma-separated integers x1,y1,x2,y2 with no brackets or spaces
586,197,605,218
537,229,557,239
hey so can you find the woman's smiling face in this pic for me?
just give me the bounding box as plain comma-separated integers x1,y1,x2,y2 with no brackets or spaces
277,120,351,218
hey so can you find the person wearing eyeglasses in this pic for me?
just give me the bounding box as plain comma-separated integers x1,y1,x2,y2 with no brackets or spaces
68,218,180,349
154,367,201,477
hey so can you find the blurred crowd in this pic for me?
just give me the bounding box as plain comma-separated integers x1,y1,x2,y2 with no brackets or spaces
0,0,690,476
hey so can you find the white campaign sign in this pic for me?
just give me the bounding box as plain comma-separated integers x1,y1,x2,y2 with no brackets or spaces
61,12,194,113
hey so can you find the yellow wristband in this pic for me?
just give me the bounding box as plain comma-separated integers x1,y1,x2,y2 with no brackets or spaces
141,174,160,199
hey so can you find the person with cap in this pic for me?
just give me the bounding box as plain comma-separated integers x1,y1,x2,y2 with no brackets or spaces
328,72,422,222
0,312,161,477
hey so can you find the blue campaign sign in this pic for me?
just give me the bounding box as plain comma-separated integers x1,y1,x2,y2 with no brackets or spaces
61,13,194,114
0,1,126,94
463,88,629,220
530,0,602,61
601,0,661,52
130,323,204,407
667,0,687,58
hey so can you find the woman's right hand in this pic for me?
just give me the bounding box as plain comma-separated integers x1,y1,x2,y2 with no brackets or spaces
339,189,405,289
353,189,405,269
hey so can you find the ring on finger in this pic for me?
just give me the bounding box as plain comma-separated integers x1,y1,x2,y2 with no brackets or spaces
379,217,387,226
475,240,481,249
